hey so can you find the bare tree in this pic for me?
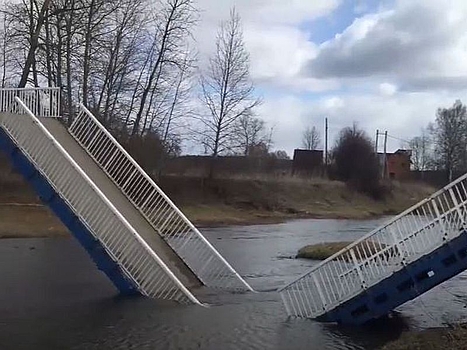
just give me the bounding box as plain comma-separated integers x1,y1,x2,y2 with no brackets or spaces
431,100,467,182
129,0,197,137
93,0,147,127
81,0,122,107
302,126,321,150
236,115,265,156
153,49,195,176
198,8,261,157
409,128,432,172
6,0,77,87
0,2,13,87
17,0,52,87
272,150,289,159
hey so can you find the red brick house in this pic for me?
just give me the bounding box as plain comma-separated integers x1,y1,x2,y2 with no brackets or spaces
378,149,412,180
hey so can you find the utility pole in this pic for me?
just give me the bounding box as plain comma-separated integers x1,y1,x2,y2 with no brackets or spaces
375,129,379,153
383,130,388,179
324,117,328,172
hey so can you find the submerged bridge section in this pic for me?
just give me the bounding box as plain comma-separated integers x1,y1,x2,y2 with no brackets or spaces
0,87,252,305
279,174,467,324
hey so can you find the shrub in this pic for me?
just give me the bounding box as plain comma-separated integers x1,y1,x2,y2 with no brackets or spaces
330,124,383,198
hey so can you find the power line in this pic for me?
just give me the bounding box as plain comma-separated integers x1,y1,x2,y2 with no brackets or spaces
386,134,411,145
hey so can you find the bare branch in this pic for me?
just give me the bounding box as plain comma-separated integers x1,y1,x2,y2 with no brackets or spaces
197,7,262,158
302,126,321,150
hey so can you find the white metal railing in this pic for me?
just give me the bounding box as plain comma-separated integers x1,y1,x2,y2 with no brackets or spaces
69,104,254,291
0,87,60,118
2,97,202,305
279,174,467,318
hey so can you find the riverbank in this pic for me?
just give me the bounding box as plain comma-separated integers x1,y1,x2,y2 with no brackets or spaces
0,162,436,237
381,324,467,349
0,204,67,238
0,202,294,238
159,175,435,224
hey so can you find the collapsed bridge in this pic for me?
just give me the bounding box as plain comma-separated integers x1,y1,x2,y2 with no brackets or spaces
0,87,253,306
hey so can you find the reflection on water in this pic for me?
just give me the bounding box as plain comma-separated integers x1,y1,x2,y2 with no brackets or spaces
1,218,467,349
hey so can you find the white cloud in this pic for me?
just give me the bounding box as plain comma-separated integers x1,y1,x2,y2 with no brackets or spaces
244,25,316,80
379,83,397,96
243,24,340,92
193,0,341,92
320,97,343,111
306,0,467,91
257,95,313,154
195,0,341,26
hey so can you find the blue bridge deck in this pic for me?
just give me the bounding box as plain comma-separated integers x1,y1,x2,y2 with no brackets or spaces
318,229,467,324
279,171,467,325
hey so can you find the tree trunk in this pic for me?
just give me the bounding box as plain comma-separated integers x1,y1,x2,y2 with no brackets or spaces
18,0,52,88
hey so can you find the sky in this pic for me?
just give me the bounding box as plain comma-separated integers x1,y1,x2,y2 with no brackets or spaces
189,0,467,157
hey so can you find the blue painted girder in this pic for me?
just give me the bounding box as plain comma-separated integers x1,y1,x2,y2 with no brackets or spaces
318,230,467,325
0,126,139,295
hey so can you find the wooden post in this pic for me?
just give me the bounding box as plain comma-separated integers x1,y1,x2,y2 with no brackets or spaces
375,129,379,153
324,117,328,176
383,131,388,179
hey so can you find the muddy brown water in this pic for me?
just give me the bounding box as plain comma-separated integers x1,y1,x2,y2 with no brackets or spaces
1,218,467,349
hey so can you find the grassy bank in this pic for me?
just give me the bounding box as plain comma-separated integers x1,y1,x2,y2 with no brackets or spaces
159,175,435,225
0,204,67,238
0,155,436,237
381,324,467,350
296,242,353,260
297,240,389,260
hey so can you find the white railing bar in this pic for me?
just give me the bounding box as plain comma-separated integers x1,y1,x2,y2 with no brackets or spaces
14,97,203,306
1,87,61,91
77,103,254,292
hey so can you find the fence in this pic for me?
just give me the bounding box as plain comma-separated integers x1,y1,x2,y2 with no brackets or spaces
0,87,60,118
279,173,467,318
69,104,254,291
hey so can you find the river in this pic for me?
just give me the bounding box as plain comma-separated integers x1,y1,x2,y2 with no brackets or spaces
2,218,467,349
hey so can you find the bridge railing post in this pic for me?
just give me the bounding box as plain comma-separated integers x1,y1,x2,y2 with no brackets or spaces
448,186,467,231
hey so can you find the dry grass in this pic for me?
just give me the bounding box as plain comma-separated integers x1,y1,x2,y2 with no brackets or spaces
0,159,68,238
0,204,68,238
161,175,436,222
296,242,351,260
296,241,386,260
182,204,288,227
381,324,467,350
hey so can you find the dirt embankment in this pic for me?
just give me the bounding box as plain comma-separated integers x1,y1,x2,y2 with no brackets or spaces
0,152,436,238
158,175,435,226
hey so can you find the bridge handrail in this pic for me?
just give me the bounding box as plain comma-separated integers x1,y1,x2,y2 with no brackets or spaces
0,87,60,118
279,173,467,318
280,173,467,287
7,97,201,305
68,104,253,291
